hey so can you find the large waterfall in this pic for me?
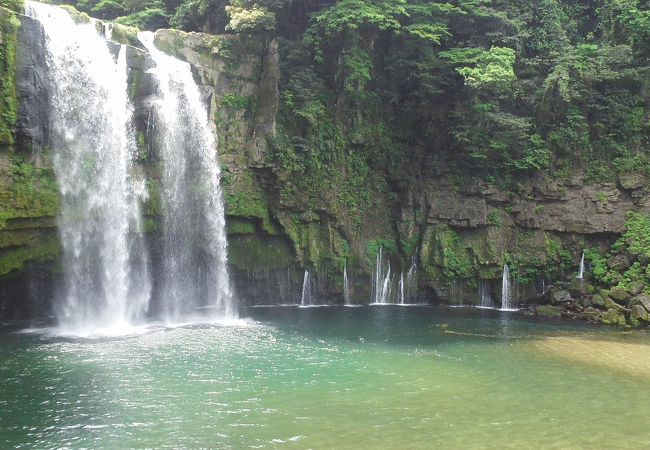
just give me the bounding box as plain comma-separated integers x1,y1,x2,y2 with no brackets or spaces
139,32,235,322
26,2,151,334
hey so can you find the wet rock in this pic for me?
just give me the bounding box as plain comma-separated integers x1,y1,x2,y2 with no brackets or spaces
537,305,562,318
583,307,601,322
600,308,627,326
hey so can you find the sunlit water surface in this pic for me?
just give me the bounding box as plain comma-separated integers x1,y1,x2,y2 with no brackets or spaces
2,306,650,448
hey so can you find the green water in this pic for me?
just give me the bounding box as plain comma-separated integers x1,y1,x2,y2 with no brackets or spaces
2,306,650,448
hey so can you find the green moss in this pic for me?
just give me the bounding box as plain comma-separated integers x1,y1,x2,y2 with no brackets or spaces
0,158,60,230
424,227,474,280
1,1,23,13
129,69,143,102
228,233,294,272
366,237,396,260
220,93,257,113
226,218,256,235
0,235,59,276
0,8,19,147
110,23,140,47
58,5,91,24
487,209,501,226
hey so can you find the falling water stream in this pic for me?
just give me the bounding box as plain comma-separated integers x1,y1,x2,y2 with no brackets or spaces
24,3,236,334
577,251,585,279
26,1,151,335
139,31,235,323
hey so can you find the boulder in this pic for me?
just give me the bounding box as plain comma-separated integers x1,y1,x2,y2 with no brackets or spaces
552,289,572,304
627,281,645,296
592,294,605,307
609,286,629,303
604,296,626,312
618,173,645,190
607,253,630,271
583,307,601,322
537,305,562,318
634,294,650,312
630,304,649,323
568,279,587,297
600,308,627,326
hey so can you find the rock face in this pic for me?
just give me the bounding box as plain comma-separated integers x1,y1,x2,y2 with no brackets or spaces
5,9,650,322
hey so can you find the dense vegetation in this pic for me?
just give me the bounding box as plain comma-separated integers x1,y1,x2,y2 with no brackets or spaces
55,0,649,181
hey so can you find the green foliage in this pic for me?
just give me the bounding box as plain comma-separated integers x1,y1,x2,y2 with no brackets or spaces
225,3,276,33
456,47,516,88
1,0,24,13
367,237,396,259
487,210,501,226
0,10,19,146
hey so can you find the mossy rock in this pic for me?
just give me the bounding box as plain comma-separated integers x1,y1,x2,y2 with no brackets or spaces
609,286,629,303
58,5,91,24
0,235,59,276
600,308,627,326
537,305,562,318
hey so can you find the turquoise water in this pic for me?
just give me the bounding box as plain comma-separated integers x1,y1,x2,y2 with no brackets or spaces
2,306,650,448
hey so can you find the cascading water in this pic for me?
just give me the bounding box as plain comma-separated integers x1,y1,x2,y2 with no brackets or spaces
343,265,351,305
301,270,313,306
479,279,493,308
405,253,418,304
501,265,513,310
138,32,235,322
26,2,151,334
371,248,393,304
577,252,585,279
398,272,405,305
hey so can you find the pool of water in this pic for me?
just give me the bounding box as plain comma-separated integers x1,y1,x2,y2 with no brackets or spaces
2,306,650,448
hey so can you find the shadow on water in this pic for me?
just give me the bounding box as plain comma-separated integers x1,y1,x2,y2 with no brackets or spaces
243,305,609,348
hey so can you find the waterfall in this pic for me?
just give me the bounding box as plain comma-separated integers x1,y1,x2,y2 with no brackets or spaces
479,279,493,308
405,255,417,304
139,32,235,322
26,2,151,334
398,272,405,305
371,248,394,304
343,265,351,305
501,265,513,310
301,270,312,306
577,252,585,279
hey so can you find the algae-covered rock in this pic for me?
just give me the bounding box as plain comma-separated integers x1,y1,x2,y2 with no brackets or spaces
591,293,605,307
600,308,627,326
607,253,630,271
634,294,650,312
604,296,626,312
627,281,645,296
537,305,562,318
583,307,601,322
609,286,629,303
630,304,649,323
552,289,572,304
